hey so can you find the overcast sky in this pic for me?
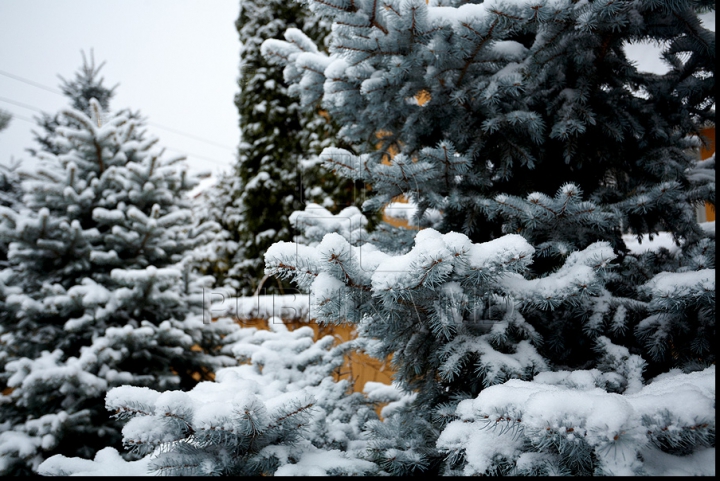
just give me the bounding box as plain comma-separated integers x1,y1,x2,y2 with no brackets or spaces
0,0,240,181
0,1,714,183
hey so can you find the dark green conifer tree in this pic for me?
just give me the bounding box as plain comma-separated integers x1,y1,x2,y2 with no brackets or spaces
196,0,361,296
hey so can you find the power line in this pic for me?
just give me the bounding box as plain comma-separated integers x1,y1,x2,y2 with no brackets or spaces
147,121,235,151
0,70,62,95
1,111,35,124
0,96,43,113
0,69,236,151
0,101,231,168
165,148,230,167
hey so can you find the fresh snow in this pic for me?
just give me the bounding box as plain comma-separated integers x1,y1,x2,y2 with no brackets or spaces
622,231,683,256
39,447,152,477
439,366,715,476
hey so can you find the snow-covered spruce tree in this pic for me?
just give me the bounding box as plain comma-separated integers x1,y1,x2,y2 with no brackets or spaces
0,160,23,263
0,162,21,348
26,50,142,160
197,0,360,296
189,171,241,295
0,109,11,133
0,160,21,210
0,159,23,384
39,319,380,476
261,0,715,475
0,64,236,474
0,54,129,391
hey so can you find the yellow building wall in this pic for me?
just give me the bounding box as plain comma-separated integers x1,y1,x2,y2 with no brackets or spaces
230,317,394,393
202,92,437,404
379,90,431,228
700,126,715,222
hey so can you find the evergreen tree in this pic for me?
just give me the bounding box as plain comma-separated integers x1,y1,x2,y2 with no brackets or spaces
0,110,11,133
197,0,360,296
25,1,715,476
0,59,236,474
0,160,21,210
0,160,22,369
189,172,240,295
0,112,19,255
28,50,121,158
0,159,22,264
260,0,714,475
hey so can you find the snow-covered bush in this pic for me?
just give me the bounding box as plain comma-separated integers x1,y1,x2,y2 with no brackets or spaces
39,319,379,476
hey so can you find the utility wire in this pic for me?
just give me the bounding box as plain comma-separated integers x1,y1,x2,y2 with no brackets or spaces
1,111,35,124
0,96,44,113
0,99,230,167
0,69,62,94
165,148,230,167
0,69,236,151
146,121,235,151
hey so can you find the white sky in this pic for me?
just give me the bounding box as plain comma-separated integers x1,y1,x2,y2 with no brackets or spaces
0,2,714,184
0,0,240,181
